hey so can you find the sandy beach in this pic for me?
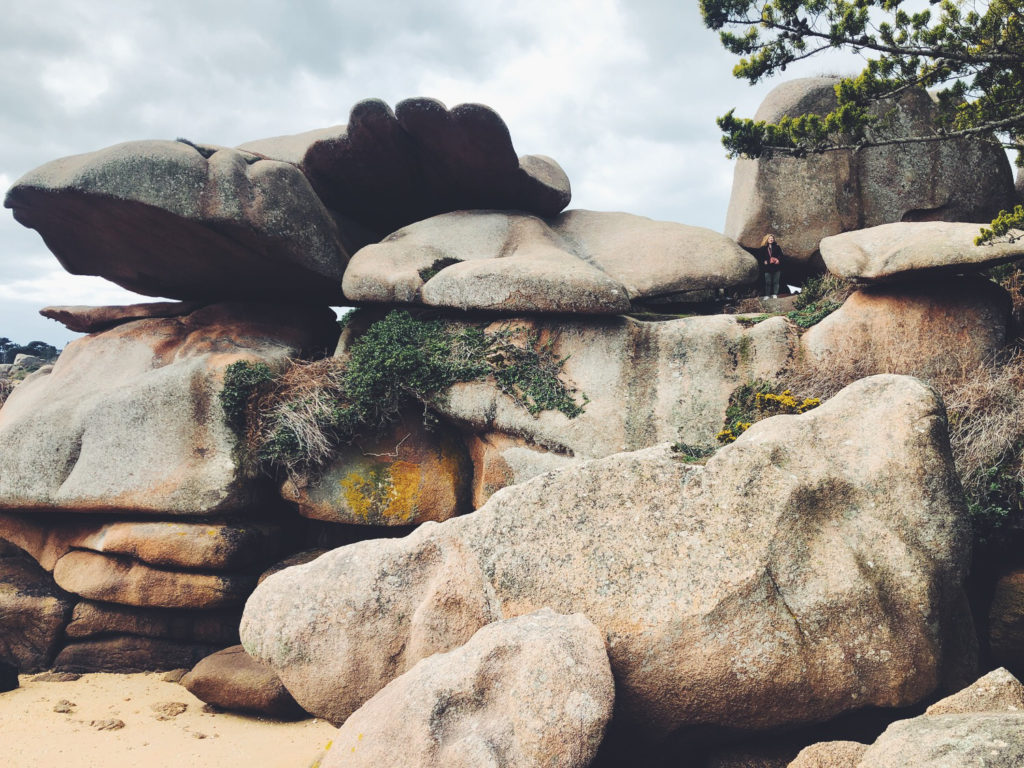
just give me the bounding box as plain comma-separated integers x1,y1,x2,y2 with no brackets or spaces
0,672,336,768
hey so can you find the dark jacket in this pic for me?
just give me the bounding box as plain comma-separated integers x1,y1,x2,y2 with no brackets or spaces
759,242,784,272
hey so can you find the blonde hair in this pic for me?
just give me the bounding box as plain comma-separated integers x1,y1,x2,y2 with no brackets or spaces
760,233,778,247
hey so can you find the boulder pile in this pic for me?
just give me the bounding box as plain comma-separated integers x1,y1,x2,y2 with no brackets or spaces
1,86,1023,763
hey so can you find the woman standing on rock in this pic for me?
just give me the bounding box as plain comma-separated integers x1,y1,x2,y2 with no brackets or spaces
759,233,785,299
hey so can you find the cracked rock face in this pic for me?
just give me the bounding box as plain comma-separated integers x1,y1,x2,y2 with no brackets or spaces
342,210,758,313
724,78,1016,269
4,141,353,303
0,302,338,515
322,610,614,768
241,97,571,237
242,374,973,734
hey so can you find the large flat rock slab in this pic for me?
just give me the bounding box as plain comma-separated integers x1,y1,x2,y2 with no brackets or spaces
241,97,570,237
343,210,757,313
4,141,351,303
242,375,973,734
724,78,1015,269
820,222,1024,281
0,302,337,515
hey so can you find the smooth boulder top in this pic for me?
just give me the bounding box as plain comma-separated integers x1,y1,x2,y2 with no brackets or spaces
342,209,758,313
820,221,1024,281
324,610,614,768
4,140,351,303
241,97,571,237
242,374,972,734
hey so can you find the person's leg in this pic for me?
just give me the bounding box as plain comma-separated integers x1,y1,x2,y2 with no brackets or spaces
771,271,781,296
763,272,771,298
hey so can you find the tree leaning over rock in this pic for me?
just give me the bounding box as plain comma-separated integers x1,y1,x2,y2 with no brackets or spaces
700,0,1024,242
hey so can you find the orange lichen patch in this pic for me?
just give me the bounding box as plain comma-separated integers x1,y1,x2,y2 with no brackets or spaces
339,463,421,525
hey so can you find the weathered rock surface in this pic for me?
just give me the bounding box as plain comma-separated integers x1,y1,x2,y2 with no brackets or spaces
0,660,17,692
180,645,305,719
725,78,1015,268
54,635,222,673
787,741,868,768
924,667,1024,715
820,222,1024,281
989,569,1024,672
790,668,1024,767
65,601,241,645
427,313,795,459
800,277,1010,379
4,140,352,302
52,550,254,609
241,97,570,236
0,554,74,671
343,210,757,312
40,301,206,333
324,610,613,768
0,302,337,515
0,513,281,571
242,375,972,734
280,410,472,525
465,432,579,508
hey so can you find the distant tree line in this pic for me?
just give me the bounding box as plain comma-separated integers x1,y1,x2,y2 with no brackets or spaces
0,338,60,365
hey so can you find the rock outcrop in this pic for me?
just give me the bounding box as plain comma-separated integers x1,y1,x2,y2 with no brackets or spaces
0,302,337,515
799,277,1011,379
40,301,206,334
240,97,571,236
322,610,614,768
989,569,1024,673
724,78,1015,270
0,552,74,672
4,142,352,303
819,222,1024,282
343,210,758,312
242,375,973,735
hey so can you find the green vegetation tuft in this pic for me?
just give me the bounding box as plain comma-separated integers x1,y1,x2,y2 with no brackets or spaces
787,300,841,328
670,442,716,463
717,380,820,443
417,257,462,282
223,311,587,477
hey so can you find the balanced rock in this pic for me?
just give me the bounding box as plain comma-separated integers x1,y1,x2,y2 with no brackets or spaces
343,210,758,312
241,97,570,236
0,554,74,672
0,302,337,515
324,610,613,768
281,409,472,525
4,140,351,303
820,221,1024,281
800,277,1011,380
242,375,972,733
181,645,305,719
40,301,206,334
725,78,1015,269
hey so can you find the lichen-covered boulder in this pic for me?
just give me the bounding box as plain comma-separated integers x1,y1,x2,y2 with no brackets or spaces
4,141,352,302
799,277,1011,380
0,302,337,515
323,610,613,768
724,78,1015,270
181,645,305,719
242,375,973,734
280,410,472,525
343,210,757,312
240,97,570,237
819,222,1024,282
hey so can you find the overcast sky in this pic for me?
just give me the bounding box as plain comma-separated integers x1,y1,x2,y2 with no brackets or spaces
0,0,864,347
